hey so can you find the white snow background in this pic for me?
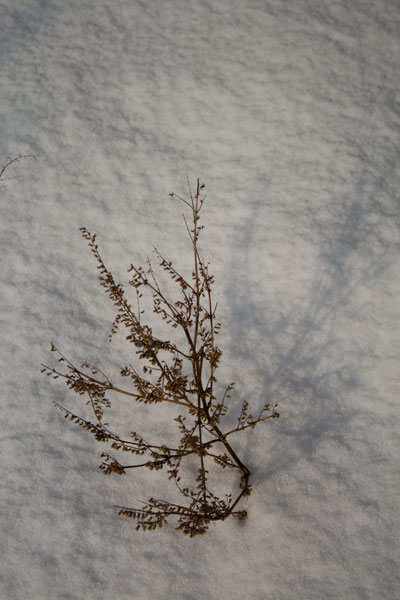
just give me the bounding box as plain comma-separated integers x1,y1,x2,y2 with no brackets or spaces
1,1,400,598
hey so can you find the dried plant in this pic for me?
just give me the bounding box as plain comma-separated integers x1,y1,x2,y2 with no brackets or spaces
42,179,279,536
0,153,36,183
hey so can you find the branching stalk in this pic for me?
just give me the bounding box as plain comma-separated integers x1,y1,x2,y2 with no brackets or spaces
43,178,279,536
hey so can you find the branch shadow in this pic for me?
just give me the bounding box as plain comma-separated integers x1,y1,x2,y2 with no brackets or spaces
224,165,400,481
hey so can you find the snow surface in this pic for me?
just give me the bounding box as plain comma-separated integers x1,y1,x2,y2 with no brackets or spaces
1,0,400,598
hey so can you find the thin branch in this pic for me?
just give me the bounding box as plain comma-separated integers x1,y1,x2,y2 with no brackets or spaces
43,178,279,536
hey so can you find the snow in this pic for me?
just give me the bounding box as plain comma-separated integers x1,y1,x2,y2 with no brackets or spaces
1,0,400,598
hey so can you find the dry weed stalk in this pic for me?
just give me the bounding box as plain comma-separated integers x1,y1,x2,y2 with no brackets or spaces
42,179,279,536
0,153,36,182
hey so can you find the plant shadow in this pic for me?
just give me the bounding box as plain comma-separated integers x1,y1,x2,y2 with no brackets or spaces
224,172,399,481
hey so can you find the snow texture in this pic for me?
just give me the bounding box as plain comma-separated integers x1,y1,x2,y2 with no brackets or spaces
1,0,400,598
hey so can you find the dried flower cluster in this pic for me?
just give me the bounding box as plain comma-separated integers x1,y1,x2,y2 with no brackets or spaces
42,179,279,536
